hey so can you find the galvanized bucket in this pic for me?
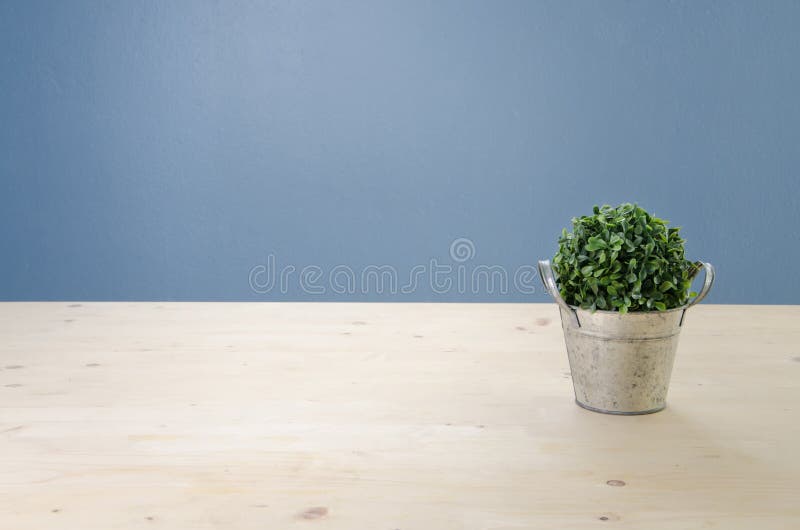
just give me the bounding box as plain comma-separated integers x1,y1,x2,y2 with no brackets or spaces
538,260,714,415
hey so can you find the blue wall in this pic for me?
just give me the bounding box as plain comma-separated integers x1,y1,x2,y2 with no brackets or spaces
1,1,798,302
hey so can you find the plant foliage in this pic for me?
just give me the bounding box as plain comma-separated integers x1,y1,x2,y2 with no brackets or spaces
553,204,699,313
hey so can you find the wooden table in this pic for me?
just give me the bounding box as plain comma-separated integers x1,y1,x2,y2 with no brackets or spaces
1,303,798,529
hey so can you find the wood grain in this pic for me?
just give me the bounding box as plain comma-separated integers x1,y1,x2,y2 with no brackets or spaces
1,303,798,529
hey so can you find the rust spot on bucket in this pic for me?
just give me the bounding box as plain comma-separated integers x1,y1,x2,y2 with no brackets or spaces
606,479,626,487
298,506,328,520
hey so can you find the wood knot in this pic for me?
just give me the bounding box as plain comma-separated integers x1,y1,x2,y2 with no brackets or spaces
298,506,328,520
606,479,626,487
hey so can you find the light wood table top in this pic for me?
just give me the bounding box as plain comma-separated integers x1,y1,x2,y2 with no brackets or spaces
1,303,798,529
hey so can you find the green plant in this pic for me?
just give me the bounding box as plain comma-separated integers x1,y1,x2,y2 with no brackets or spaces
552,204,700,313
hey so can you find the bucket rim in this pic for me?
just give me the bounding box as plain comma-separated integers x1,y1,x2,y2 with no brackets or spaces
539,260,715,325
567,304,689,316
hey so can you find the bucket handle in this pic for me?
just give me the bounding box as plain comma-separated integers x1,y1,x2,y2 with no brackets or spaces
684,262,715,308
539,259,714,328
538,260,580,327
680,261,715,325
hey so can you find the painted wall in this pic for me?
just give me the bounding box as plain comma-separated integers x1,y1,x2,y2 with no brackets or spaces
1,1,798,302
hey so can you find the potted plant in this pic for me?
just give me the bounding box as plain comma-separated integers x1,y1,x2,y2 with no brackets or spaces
538,204,714,415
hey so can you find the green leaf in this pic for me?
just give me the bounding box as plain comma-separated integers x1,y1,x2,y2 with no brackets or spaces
551,203,695,313
585,236,607,252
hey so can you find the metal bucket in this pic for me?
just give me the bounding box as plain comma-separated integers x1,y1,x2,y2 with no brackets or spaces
538,260,714,415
